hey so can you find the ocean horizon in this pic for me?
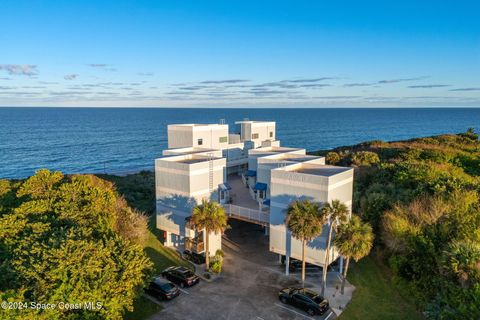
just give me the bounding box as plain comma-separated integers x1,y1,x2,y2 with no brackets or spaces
1,107,480,179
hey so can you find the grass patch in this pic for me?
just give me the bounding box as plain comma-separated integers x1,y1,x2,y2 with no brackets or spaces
124,296,162,320
339,254,422,320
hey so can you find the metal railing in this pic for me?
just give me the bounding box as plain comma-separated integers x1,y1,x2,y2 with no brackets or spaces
222,204,269,225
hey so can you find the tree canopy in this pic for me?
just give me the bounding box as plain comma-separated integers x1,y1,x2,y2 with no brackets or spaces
0,170,152,320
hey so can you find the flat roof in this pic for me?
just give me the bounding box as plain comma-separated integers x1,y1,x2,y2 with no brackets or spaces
234,120,275,124
168,123,227,127
175,156,221,164
289,164,352,177
165,147,219,154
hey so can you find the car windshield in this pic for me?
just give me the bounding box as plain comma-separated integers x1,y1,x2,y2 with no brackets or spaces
299,289,323,302
160,283,175,291
313,296,326,304
182,270,194,277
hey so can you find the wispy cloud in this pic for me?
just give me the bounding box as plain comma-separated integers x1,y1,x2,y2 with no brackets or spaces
408,84,450,88
87,64,116,71
449,87,480,91
88,64,108,68
64,74,79,80
285,77,334,83
138,72,154,76
378,76,429,84
199,79,249,84
343,83,374,87
0,64,38,76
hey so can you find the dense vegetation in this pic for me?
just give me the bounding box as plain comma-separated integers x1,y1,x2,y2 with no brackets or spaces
0,170,153,320
318,128,480,319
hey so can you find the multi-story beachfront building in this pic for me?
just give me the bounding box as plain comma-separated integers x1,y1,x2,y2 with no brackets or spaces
155,120,353,273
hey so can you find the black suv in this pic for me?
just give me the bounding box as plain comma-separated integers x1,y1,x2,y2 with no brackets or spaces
145,277,180,300
161,266,200,288
278,287,329,316
183,250,206,265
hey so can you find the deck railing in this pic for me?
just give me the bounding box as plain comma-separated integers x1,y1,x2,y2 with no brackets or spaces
222,204,269,225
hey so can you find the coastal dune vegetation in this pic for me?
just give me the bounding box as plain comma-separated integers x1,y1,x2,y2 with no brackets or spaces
319,128,480,319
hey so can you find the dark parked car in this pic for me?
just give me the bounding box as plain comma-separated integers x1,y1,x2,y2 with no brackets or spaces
278,287,329,316
161,266,200,288
281,256,338,273
183,250,206,265
288,259,322,273
145,277,180,300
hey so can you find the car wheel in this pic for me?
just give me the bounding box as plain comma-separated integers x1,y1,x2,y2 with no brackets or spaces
307,309,315,316
280,297,288,304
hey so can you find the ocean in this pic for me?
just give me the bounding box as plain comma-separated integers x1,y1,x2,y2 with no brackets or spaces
1,107,479,179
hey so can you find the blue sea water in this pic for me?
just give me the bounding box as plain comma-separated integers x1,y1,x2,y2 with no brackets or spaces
1,107,479,179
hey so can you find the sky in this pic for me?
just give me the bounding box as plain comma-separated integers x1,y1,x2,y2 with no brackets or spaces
0,0,479,107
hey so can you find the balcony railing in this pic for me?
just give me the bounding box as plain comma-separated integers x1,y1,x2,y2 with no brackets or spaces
185,237,205,253
222,204,269,226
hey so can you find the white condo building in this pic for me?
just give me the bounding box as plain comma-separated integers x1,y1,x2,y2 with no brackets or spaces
155,120,353,273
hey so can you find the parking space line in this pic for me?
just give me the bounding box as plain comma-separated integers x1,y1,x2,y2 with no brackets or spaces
274,303,315,320
324,311,333,320
178,288,190,295
143,294,163,306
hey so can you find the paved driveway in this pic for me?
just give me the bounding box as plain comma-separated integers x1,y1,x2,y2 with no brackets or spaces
149,220,337,320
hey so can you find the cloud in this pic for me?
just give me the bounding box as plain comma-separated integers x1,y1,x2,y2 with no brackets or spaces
378,76,429,84
408,84,450,88
87,64,116,71
343,83,374,87
285,77,334,83
449,87,480,91
298,84,331,88
64,74,79,80
38,81,58,84
313,95,361,99
138,72,154,76
0,64,38,76
0,77,12,80
199,79,249,84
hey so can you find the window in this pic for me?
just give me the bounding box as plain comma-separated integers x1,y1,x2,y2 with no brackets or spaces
197,138,203,145
269,131,273,138
219,136,228,143
252,133,259,139
258,190,265,199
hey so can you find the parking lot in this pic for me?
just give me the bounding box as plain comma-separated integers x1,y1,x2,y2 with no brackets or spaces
148,220,338,320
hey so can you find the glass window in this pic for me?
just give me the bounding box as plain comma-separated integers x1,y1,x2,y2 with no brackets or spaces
219,136,228,143
197,138,203,145
252,133,259,139
269,131,273,138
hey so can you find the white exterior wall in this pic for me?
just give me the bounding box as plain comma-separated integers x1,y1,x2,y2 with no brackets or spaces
168,124,229,149
155,155,226,250
268,165,354,267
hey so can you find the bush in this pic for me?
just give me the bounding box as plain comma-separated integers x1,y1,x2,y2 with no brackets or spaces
326,152,341,165
351,151,380,166
209,250,224,273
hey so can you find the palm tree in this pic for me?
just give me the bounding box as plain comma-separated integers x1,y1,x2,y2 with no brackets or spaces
285,199,324,285
335,215,374,293
190,199,229,269
320,200,349,295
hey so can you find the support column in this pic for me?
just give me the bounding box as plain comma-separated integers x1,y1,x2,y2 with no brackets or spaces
285,255,290,276
164,231,173,247
279,254,282,264
264,225,269,235
339,256,344,274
